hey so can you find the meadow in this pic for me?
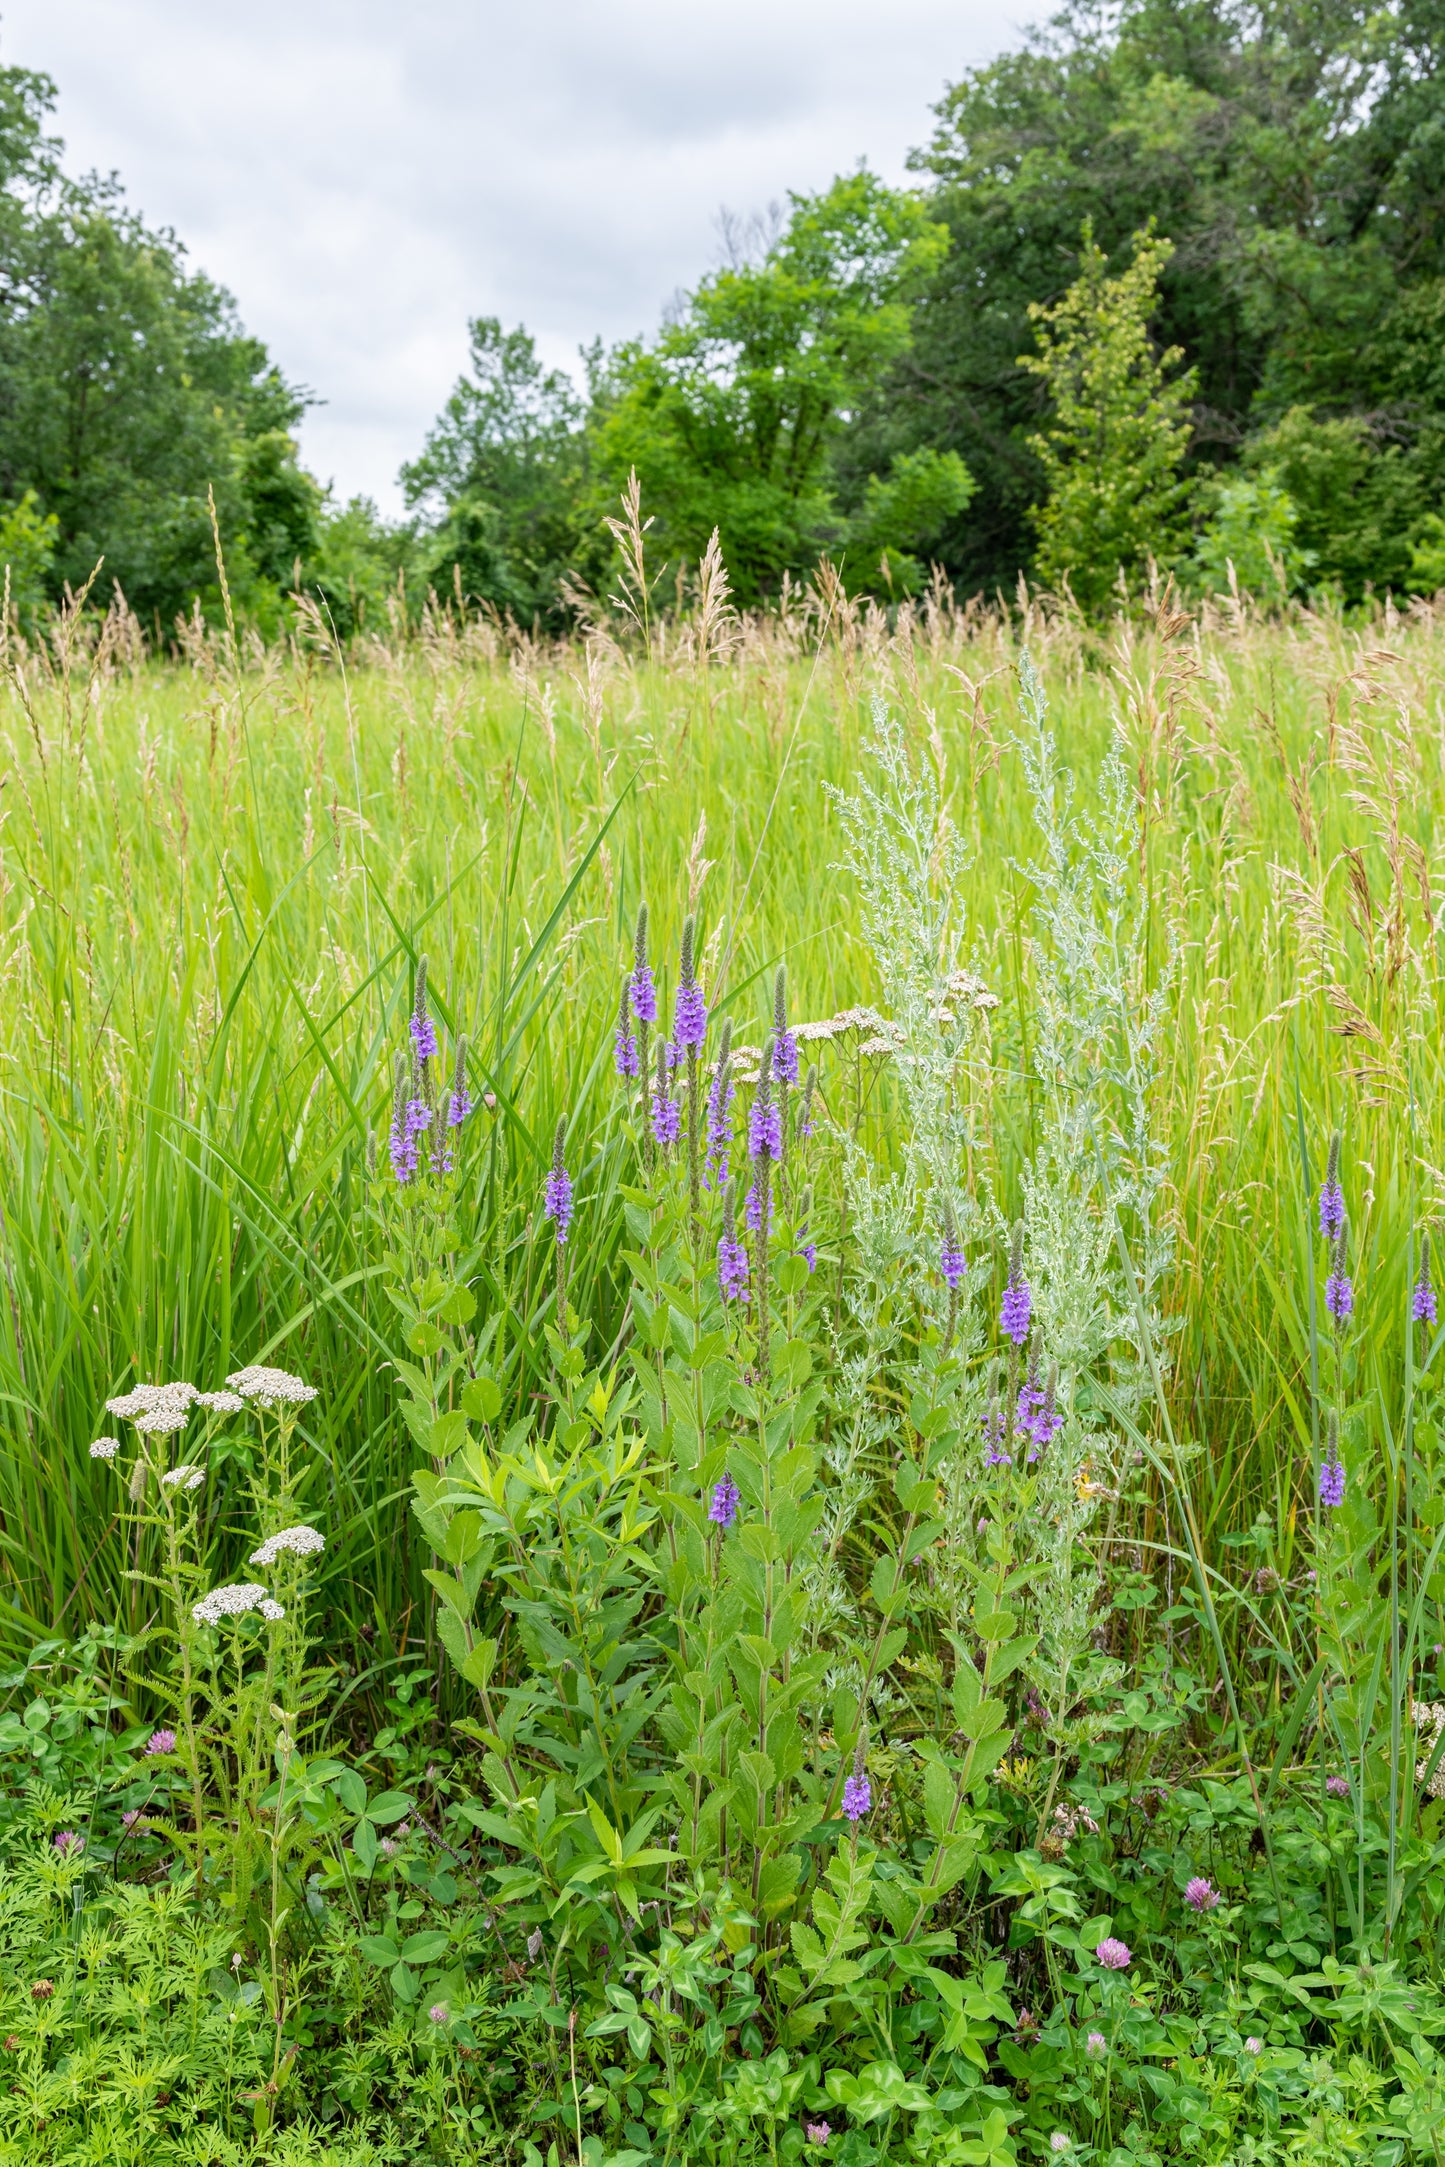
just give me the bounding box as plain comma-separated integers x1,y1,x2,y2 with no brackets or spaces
1,570,1445,2164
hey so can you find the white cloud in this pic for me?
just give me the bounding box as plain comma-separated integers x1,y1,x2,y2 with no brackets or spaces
3,0,1037,512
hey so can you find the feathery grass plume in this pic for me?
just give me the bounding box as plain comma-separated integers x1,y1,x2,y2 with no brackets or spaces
1319,1131,1345,1240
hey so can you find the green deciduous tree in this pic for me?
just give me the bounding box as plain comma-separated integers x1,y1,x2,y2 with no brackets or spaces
589,171,964,602
1019,225,1196,613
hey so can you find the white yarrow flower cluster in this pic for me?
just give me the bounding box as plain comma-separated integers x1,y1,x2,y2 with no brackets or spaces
249,1524,325,1567
194,1390,246,1413
107,1382,197,1435
161,1465,205,1492
225,1366,318,1409
192,1582,282,1626
89,1437,120,1460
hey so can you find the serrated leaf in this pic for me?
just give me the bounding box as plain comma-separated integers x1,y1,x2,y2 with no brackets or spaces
461,1374,502,1424
438,1282,477,1326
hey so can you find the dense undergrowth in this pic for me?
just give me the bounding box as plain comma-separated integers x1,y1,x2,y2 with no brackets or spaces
3,581,1445,2160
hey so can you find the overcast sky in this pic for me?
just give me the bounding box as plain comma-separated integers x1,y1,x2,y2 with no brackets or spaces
2,1,1037,515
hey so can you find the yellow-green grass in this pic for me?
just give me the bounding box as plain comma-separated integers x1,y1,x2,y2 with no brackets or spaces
1,595,1440,1698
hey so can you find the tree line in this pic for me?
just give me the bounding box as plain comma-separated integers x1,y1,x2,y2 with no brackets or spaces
4,0,1445,634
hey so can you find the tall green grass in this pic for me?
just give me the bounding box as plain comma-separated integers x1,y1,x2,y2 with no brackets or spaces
2,592,1442,1719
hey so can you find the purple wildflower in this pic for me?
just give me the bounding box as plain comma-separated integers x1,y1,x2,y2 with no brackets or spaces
651,1087,681,1148
121,1809,140,1830
448,1037,472,1126
773,965,798,1086
1183,1876,1218,1912
428,2002,448,2024
748,1073,783,1163
145,1728,177,1756
798,1063,817,1138
410,957,438,1063
1095,1937,1131,1970
543,1122,573,1247
718,1181,750,1303
1326,1774,1349,1797
1414,1235,1436,1326
797,1185,817,1273
745,1179,773,1236
1319,1133,1344,1239
940,1197,966,1289
389,1062,418,1184
983,1404,1012,1468
708,1473,740,1529
1324,1221,1352,1326
842,1773,872,1821
1319,1456,1345,1509
53,1831,84,1859
630,903,657,1026
1000,1222,1031,1344
805,2125,831,2148
613,987,639,1080
674,918,707,1052
1086,2032,1107,2057
1244,2037,1263,2055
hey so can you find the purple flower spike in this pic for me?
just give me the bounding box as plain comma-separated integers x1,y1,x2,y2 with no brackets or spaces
675,982,707,1051
1319,1456,1345,1509
708,1473,740,1529
544,1123,573,1247
1095,1937,1131,1970
842,1773,872,1821
631,964,657,1026
1000,1222,1031,1344
774,1028,799,1087
651,1090,681,1147
1325,1271,1353,1324
1414,1235,1436,1326
1319,1133,1345,1239
448,1087,472,1127
744,1180,773,1235
1184,1876,1218,1912
983,1405,1012,1469
718,1181,750,1303
614,986,639,1079
410,1011,438,1063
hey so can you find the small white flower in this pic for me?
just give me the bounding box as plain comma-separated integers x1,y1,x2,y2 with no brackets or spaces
1244,2036,1263,2055
192,1582,274,1626
225,1365,318,1409
259,1599,285,1622
89,1438,120,1460
161,1465,204,1491
249,1524,325,1567
1050,2137,1071,2156
133,1405,192,1435
106,1382,196,1429
194,1390,246,1413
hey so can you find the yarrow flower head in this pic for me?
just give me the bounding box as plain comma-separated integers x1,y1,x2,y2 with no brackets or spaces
718,1180,750,1304
250,1524,325,1568
543,1119,573,1246
194,1390,245,1413
1319,1132,1345,1240
709,1472,740,1530
1184,1876,1219,1912
1414,1234,1437,1327
89,1437,119,1460
1324,1222,1353,1326
191,1582,280,1627
161,1465,204,1492
1000,1222,1031,1345
145,1728,177,1756
673,916,708,1052
107,1382,196,1435
630,903,657,1026
1095,1937,1131,1970
225,1367,317,1409
613,985,639,1080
